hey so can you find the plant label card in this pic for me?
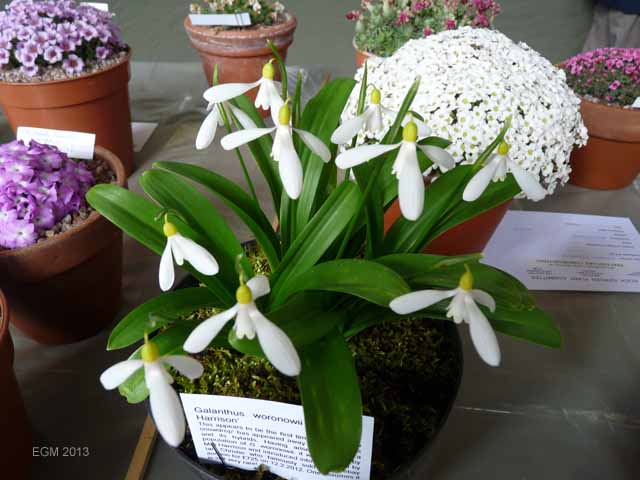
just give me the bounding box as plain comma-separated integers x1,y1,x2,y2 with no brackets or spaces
181,394,375,480
80,2,109,12
16,126,95,160
189,13,252,27
482,211,640,292
131,122,158,152
632,97,640,109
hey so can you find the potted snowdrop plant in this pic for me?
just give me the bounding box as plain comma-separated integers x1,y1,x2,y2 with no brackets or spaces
90,46,561,477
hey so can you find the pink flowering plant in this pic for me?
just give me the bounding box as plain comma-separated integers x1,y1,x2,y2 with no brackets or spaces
189,0,286,26
564,48,640,107
0,140,94,249
348,0,500,57
0,0,128,79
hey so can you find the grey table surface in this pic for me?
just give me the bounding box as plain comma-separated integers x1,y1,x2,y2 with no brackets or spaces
6,58,640,480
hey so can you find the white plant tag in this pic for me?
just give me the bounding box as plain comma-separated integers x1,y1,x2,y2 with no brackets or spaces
81,2,109,12
181,394,374,480
17,127,96,160
189,13,252,27
632,97,640,109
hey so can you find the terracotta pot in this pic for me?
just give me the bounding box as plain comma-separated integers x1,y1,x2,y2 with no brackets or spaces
0,147,127,345
569,98,640,189
184,14,297,100
0,289,32,479
0,52,135,177
353,37,385,68
384,180,511,255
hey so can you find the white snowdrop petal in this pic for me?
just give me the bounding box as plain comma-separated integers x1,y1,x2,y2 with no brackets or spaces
398,151,424,221
228,103,257,130
465,297,501,367
366,105,384,133
235,306,256,340
159,241,175,292
247,275,270,299
170,236,185,266
195,108,220,150
255,79,282,111
462,156,501,202
508,160,547,201
161,356,204,380
471,289,496,312
420,145,455,170
250,309,301,377
390,289,457,314
335,143,400,169
275,130,303,199
221,127,276,151
331,113,368,145
174,235,219,276
294,129,331,162
146,363,186,448
204,80,262,104
100,359,144,390
183,306,238,353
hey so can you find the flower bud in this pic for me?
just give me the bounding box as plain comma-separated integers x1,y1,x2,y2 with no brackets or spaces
262,60,276,80
459,266,474,291
402,119,418,142
236,285,253,304
278,102,292,125
141,341,160,363
498,141,510,156
370,87,381,105
163,221,178,237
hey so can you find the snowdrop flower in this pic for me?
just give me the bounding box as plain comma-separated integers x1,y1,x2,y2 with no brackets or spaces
331,87,430,145
100,338,204,447
463,141,546,202
195,99,257,150
183,275,301,377
390,267,501,367
335,119,454,220
159,218,219,292
202,60,283,117
220,101,331,200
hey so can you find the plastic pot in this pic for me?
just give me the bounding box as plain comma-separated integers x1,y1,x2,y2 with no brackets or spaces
0,52,135,177
0,146,127,345
184,14,297,94
569,98,640,189
0,289,32,479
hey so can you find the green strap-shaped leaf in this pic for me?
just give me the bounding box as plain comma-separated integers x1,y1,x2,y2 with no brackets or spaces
298,328,363,474
140,169,250,291
270,182,362,307
107,287,220,350
294,79,356,236
274,259,411,309
153,161,281,269
86,184,233,305
231,94,282,211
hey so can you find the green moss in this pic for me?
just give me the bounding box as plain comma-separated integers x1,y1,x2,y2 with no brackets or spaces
175,318,460,479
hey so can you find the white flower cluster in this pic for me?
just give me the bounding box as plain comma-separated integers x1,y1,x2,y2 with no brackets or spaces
344,27,588,195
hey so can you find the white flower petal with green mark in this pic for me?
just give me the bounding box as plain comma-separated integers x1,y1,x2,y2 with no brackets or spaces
161,355,204,379
274,127,303,199
335,142,400,169
160,233,219,292
465,297,501,367
508,159,546,201
251,308,301,377
331,109,371,145
159,242,175,292
146,361,186,447
203,79,262,105
397,144,425,221
183,306,239,354
228,103,257,130
471,289,496,312
420,144,455,170
462,154,502,202
221,127,276,151
247,274,270,298
99,359,144,390
294,128,331,162
195,107,221,150
390,289,457,314
255,78,282,111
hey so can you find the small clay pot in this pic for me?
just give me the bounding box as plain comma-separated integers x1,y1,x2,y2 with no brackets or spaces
184,13,297,94
0,52,135,177
569,98,640,189
353,37,384,68
0,289,32,479
384,179,511,255
0,147,127,345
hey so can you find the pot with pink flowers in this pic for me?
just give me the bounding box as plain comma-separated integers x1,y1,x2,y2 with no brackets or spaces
0,140,127,344
0,0,135,176
562,48,640,189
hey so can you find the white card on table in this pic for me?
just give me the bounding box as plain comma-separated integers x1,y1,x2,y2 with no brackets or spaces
131,122,158,152
81,2,109,12
181,394,374,480
632,97,640,109
189,13,252,27
16,126,96,160
482,211,640,292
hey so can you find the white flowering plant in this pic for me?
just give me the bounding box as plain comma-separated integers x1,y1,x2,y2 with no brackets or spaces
88,43,561,474
344,27,588,197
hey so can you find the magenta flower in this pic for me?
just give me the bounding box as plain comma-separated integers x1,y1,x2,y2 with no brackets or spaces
423,26,434,37
609,80,621,91
445,18,457,30
346,10,361,21
396,11,411,26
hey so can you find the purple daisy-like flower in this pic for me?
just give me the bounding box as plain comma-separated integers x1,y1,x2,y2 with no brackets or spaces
95,45,111,60
0,49,10,65
20,64,39,77
43,45,63,64
1,217,37,249
62,54,84,75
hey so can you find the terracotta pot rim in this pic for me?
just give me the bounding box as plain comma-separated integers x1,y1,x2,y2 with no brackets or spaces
184,12,296,41
0,288,8,351
352,37,385,62
0,146,126,260
0,49,132,88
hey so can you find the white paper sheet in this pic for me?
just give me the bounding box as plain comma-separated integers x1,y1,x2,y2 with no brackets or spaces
16,126,96,160
181,394,374,480
482,211,640,292
131,122,158,152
